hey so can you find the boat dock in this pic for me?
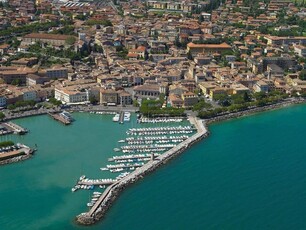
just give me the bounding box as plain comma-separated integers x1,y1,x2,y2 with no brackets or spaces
0,143,35,165
119,111,124,124
125,135,189,142
48,113,71,125
106,162,144,170
2,122,28,134
108,154,158,162
76,117,209,225
78,180,116,186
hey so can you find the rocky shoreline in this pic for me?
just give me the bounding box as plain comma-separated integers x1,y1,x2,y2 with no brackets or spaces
206,98,305,124
0,154,33,166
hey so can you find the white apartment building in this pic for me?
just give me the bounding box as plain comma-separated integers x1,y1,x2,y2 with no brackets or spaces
55,87,90,104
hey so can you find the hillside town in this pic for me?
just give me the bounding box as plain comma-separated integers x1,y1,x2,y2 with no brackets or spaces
0,0,306,118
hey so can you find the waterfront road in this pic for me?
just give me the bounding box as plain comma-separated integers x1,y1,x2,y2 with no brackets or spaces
2,105,139,121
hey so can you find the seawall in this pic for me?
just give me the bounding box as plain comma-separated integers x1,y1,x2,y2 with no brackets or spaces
0,154,32,166
76,117,209,225
206,98,305,124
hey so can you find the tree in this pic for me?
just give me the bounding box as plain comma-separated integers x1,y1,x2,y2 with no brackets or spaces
85,19,113,27
198,15,204,23
0,112,5,120
133,100,139,107
7,105,16,110
299,69,306,80
89,96,98,105
159,93,165,103
11,79,21,86
214,94,231,106
49,98,62,106
243,92,251,102
0,141,14,148
192,99,212,111
253,91,267,100
65,36,76,46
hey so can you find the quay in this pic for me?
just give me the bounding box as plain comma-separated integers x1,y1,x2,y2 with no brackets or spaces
2,122,28,135
76,116,209,225
48,112,71,125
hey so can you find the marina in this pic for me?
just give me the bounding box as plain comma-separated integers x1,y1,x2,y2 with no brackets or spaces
71,176,117,192
137,117,184,123
126,125,196,136
108,153,160,162
112,111,131,124
106,162,145,170
1,108,306,229
90,111,117,115
76,116,209,225
112,113,120,122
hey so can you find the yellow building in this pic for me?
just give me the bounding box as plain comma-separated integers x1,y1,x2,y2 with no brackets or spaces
198,82,216,95
209,87,228,99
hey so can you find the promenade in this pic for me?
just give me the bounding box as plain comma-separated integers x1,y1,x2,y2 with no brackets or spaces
2,105,139,121
76,116,209,225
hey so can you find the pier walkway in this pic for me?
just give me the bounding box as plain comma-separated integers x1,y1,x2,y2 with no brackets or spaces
119,111,124,124
108,154,158,162
78,116,208,223
3,122,28,134
78,179,116,186
48,113,71,125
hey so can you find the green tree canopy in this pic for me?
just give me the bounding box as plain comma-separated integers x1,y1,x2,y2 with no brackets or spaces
299,69,306,80
0,112,5,120
65,36,76,46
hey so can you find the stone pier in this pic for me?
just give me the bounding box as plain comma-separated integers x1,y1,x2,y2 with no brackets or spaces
76,116,209,225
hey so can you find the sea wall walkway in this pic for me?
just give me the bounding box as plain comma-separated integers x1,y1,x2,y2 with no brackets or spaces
76,116,209,225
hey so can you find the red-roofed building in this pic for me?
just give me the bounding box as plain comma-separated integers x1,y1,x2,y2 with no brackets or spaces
187,42,232,56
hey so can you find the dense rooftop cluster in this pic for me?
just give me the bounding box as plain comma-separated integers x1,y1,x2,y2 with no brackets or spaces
0,0,306,117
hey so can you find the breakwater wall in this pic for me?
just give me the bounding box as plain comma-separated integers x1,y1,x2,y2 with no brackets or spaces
0,154,32,166
76,117,209,225
206,98,305,124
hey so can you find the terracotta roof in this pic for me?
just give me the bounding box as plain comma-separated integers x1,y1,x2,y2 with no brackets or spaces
24,33,72,41
0,44,10,49
134,84,159,92
137,46,146,52
127,53,138,58
187,42,231,49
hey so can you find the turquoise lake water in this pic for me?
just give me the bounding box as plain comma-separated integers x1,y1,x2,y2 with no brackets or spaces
1,106,306,229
